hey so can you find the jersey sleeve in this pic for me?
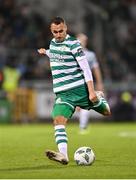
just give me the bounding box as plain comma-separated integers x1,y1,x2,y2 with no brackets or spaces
71,40,93,82
71,40,86,61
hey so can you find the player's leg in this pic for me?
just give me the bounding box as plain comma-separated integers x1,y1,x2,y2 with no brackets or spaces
46,115,69,165
92,91,111,116
46,103,74,165
79,108,90,132
75,86,111,117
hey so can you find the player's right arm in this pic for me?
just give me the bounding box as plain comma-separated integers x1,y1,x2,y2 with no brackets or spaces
37,48,50,58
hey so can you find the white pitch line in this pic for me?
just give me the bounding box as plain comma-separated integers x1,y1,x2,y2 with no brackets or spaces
119,132,136,137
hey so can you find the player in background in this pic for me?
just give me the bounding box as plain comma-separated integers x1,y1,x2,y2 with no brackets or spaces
76,33,104,134
38,17,111,165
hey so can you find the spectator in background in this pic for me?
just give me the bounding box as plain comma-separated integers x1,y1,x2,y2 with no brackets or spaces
2,55,21,101
76,33,104,134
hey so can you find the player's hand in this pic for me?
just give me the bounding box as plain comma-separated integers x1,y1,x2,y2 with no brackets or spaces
37,48,46,55
89,93,98,103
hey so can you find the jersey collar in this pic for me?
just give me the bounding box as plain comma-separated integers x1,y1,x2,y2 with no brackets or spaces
52,34,70,43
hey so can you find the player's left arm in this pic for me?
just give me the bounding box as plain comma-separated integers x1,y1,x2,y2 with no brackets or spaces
77,58,98,103
71,41,98,103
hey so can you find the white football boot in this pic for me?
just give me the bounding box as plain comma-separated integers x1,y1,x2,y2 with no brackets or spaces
45,150,69,165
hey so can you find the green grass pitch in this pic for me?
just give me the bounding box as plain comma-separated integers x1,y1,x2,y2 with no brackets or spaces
0,122,136,179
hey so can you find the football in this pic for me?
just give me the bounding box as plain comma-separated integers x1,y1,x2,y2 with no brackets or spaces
74,146,95,165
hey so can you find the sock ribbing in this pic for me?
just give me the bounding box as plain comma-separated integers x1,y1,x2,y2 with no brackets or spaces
54,125,68,159
54,125,68,145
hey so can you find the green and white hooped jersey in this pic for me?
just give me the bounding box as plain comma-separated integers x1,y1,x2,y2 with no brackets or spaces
49,34,86,93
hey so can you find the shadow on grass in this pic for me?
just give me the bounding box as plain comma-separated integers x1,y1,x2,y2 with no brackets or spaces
0,164,68,172
0,159,130,173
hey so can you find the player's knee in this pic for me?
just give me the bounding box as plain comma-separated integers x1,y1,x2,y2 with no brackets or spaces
53,116,67,125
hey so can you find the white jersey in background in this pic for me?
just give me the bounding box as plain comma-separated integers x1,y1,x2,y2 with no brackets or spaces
83,48,99,70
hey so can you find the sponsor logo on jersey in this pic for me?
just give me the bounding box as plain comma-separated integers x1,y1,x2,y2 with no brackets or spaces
50,53,65,62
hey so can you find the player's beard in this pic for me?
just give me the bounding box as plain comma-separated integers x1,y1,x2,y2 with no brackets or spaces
56,37,64,42
56,34,66,42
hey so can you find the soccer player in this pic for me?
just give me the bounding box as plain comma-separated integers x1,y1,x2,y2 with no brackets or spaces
37,17,111,165
76,33,104,134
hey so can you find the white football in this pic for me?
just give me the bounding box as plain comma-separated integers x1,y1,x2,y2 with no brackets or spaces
74,146,95,165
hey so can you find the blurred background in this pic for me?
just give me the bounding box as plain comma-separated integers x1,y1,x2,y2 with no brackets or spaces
0,0,136,123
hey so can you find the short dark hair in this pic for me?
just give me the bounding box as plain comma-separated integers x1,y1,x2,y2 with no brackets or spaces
50,16,65,25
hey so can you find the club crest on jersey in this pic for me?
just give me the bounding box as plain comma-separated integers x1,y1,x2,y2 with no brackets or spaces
60,46,70,51
50,45,69,52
